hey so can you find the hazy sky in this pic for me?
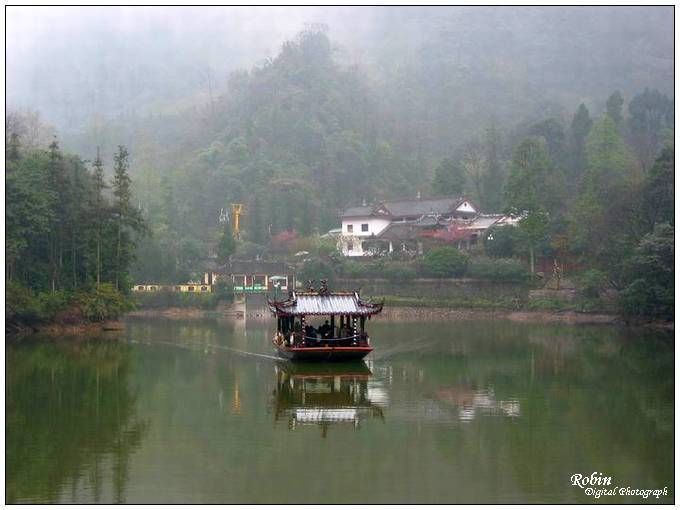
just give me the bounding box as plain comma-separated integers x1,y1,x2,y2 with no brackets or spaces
7,7,306,85
7,7,378,115
7,6,673,135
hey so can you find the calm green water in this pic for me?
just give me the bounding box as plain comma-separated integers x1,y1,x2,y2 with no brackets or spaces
6,317,674,503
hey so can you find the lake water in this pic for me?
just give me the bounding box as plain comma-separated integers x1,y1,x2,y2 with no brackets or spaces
6,317,674,503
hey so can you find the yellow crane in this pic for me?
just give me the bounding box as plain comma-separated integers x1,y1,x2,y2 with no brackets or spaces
231,203,244,240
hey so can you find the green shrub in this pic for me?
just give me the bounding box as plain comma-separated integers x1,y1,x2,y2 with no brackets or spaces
484,225,524,258
299,259,335,287
467,257,530,282
135,289,219,310
6,281,42,324
37,290,72,321
340,260,368,278
618,223,673,320
234,240,267,259
315,236,340,258
7,282,134,325
619,280,673,321
213,280,234,301
382,262,417,281
422,247,469,277
77,284,135,321
183,292,219,310
577,269,609,299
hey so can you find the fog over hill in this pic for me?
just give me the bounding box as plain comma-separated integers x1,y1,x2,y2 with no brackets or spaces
8,6,673,139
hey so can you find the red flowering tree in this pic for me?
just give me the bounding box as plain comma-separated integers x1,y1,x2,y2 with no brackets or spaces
427,223,473,244
270,229,299,254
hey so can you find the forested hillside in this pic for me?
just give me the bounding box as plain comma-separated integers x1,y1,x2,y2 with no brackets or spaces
26,24,666,284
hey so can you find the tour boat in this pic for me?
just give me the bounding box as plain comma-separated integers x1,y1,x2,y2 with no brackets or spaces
267,281,384,361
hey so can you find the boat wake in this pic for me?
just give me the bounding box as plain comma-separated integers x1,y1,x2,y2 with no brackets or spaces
371,337,435,361
130,339,284,361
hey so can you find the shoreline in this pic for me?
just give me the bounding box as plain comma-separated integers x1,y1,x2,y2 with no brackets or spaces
10,307,672,337
6,320,125,339
126,307,244,319
125,306,673,329
376,307,620,325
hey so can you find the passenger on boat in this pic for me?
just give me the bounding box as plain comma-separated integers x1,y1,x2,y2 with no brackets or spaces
304,325,318,346
318,320,331,339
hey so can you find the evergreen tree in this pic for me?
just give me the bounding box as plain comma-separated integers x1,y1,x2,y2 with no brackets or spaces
584,115,635,186
505,137,563,273
432,158,466,196
505,137,564,216
634,144,674,238
46,139,66,292
299,193,313,236
217,219,236,263
482,125,504,211
6,151,52,284
606,91,624,127
6,132,20,162
528,118,566,167
112,146,144,290
568,103,593,191
569,115,636,280
90,148,108,286
67,156,90,288
628,88,674,171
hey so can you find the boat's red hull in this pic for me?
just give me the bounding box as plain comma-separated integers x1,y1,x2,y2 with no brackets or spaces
275,344,373,361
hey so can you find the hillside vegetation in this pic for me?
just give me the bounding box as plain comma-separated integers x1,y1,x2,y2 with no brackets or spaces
7,22,674,321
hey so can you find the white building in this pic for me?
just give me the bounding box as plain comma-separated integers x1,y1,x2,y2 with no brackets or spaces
337,196,482,257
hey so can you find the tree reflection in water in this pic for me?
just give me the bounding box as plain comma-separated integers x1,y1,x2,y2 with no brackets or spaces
272,362,387,437
6,337,148,503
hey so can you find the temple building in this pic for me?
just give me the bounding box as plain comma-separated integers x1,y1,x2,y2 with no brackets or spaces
334,195,517,256
206,260,296,293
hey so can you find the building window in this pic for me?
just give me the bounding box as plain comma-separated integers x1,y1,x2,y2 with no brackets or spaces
188,286,194,292
361,223,369,232
201,286,208,292
347,224,353,233
347,242,353,251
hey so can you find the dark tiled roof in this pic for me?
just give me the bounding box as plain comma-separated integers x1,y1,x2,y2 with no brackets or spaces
376,223,420,240
341,196,476,220
342,206,375,217
413,214,442,227
382,197,464,217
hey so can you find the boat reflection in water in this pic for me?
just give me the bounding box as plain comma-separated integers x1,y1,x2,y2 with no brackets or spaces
273,362,387,436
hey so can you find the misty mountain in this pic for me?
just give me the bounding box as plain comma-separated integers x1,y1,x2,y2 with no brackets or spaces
8,6,673,140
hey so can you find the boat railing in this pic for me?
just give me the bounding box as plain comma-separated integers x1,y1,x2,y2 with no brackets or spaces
286,331,369,347
301,334,360,342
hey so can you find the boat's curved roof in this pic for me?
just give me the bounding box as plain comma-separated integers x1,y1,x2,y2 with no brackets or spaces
268,290,383,316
